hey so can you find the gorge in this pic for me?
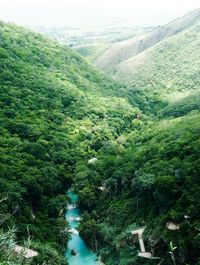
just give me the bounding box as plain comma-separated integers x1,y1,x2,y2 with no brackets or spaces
0,8,200,265
65,191,99,265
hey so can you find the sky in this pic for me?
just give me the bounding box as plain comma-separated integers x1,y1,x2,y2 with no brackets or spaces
0,0,200,28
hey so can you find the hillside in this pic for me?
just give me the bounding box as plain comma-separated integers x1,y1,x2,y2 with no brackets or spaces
0,21,139,264
112,22,200,113
95,8,200,71
76,112,200,265
73,11,200,265
1,14,200,265
35,25,152,63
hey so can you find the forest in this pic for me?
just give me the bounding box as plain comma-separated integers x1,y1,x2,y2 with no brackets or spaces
0,21,139,264
0,12,200,265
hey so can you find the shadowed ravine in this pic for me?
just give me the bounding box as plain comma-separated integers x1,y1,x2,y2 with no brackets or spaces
65,191,100,265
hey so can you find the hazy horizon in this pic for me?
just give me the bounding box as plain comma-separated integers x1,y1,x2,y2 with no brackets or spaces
0,0,200,29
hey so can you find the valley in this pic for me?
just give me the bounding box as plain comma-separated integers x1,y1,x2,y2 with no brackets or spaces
95,8,200,71
0,7,200,265
35,24,153,62
65,191,99,265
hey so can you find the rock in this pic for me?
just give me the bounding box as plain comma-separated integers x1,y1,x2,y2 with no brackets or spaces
69,216,81,221
88,158,97,164
69,228,79,235
184,215,191,219
138,252,152,259
71,249,78,256
166,222,180,230
98,186,106,191
14,245,38,258
67,203,77,210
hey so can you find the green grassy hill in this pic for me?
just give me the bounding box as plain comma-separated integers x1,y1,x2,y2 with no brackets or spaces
95,9,200,71
35,24,149,63
112,22,200,113
74,44,110,62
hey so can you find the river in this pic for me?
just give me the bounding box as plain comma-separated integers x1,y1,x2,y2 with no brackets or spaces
65,190,100,265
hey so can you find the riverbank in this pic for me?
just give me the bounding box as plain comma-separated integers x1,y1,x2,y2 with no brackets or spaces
65,190,100,265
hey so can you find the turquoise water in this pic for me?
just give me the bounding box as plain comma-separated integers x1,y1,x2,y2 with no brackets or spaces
65,191,99,265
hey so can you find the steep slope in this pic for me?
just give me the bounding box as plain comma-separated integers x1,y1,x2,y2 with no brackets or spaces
35,25,151,63
72,13,200,265
158,91,200,118
76,112,200,265
0,21,139,264
113,22,200,112
1,16,200,265
95,8,200,71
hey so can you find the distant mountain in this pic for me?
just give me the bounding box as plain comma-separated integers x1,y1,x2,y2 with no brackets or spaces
114,22,200,98
34,25,151,62
95,9,200,71
1,17,200,265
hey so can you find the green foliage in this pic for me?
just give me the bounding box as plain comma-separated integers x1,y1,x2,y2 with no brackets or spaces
159,91,200,118
75,44,110,62
95,9,200,71
168,242,177,265
31,242,67,265
0,227,67,265
0,21,139,264
114,23,200,113
1,16,200,265
76,113,200,265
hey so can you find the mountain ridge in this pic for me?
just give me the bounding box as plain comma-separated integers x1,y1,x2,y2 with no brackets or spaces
1,11,200,265
95,8,200,71
113,21,200,96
